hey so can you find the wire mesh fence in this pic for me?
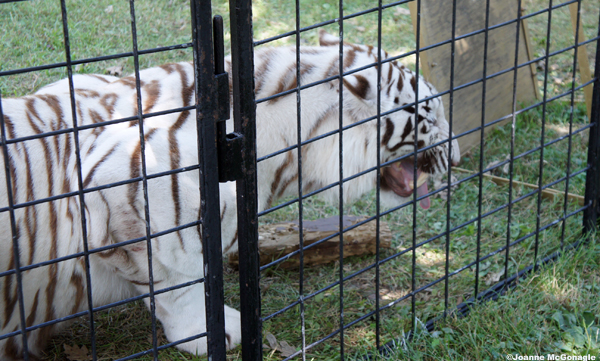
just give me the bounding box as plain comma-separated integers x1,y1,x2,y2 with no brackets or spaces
0,0,599,360
249,0,600,359
249,0,599,359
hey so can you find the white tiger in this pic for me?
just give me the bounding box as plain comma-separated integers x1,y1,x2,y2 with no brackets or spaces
0,32,459,360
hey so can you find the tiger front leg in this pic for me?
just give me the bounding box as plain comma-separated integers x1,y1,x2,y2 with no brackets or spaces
99,236,243,356
95,200,242,355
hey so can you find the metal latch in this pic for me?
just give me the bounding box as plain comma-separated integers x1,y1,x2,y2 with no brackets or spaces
213,15,244,183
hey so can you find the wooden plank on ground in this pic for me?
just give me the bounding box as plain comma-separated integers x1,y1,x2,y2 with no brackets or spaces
408,0,538,155
228,215,392,270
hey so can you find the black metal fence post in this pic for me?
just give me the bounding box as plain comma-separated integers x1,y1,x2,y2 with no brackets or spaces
583,10,600,233
228,0,261,359
190,0,227,359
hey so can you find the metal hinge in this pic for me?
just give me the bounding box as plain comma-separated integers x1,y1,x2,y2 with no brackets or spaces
213,15,244,183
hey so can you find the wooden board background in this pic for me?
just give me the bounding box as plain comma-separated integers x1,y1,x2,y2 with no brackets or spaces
409,0,539,155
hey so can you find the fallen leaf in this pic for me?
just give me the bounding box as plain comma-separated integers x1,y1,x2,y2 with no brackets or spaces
278,340,297,357
105,65,123,76
485,160,502,174
485,268,505,286
64,344,92,361
105,5,113,14
502,155,511,175
417,290,431,302
536,59,545,71
265,332,279,351
485,155,512,175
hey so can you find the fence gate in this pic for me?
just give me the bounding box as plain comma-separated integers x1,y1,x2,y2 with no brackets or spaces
221,0,262,360
194,0,259,359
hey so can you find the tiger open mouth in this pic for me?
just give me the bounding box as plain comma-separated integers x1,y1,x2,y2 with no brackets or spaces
381,159,430,209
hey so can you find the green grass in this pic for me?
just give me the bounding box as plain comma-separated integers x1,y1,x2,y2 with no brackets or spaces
1,0,195,97
356,235,600,361
2,0,598,98
1,0,599,360
1,0,415,97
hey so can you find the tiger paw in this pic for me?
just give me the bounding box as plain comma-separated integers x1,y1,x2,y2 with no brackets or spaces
224,305,242,350
171,305,241,355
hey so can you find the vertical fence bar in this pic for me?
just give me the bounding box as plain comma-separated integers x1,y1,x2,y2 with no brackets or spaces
560,0,581,249
228,0,261,360
58,1,98,358
533,0,554,271
583,7,600,233
337,0,345,357
190,0,227,359
127,1,160,358
0,94,30,361
443,0,457,316
474,0,491,300
411,0,421,334
293,0,306,359
504,0,523,280
375,0,383,351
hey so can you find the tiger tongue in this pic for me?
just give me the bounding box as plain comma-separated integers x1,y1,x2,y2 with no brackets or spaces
397,160,430,210
417,179,430,210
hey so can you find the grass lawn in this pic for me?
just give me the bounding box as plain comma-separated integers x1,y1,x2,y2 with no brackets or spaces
361,236,600,361
1,0,599,360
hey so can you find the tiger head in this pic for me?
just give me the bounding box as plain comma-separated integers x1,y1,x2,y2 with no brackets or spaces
319,30,460,209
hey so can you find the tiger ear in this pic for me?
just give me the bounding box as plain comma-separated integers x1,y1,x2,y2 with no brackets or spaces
318,29,341,47
342,73,377,119
343,74,374,102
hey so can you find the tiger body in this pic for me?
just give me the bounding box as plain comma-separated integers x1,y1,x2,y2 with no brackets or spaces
0,34,458,360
